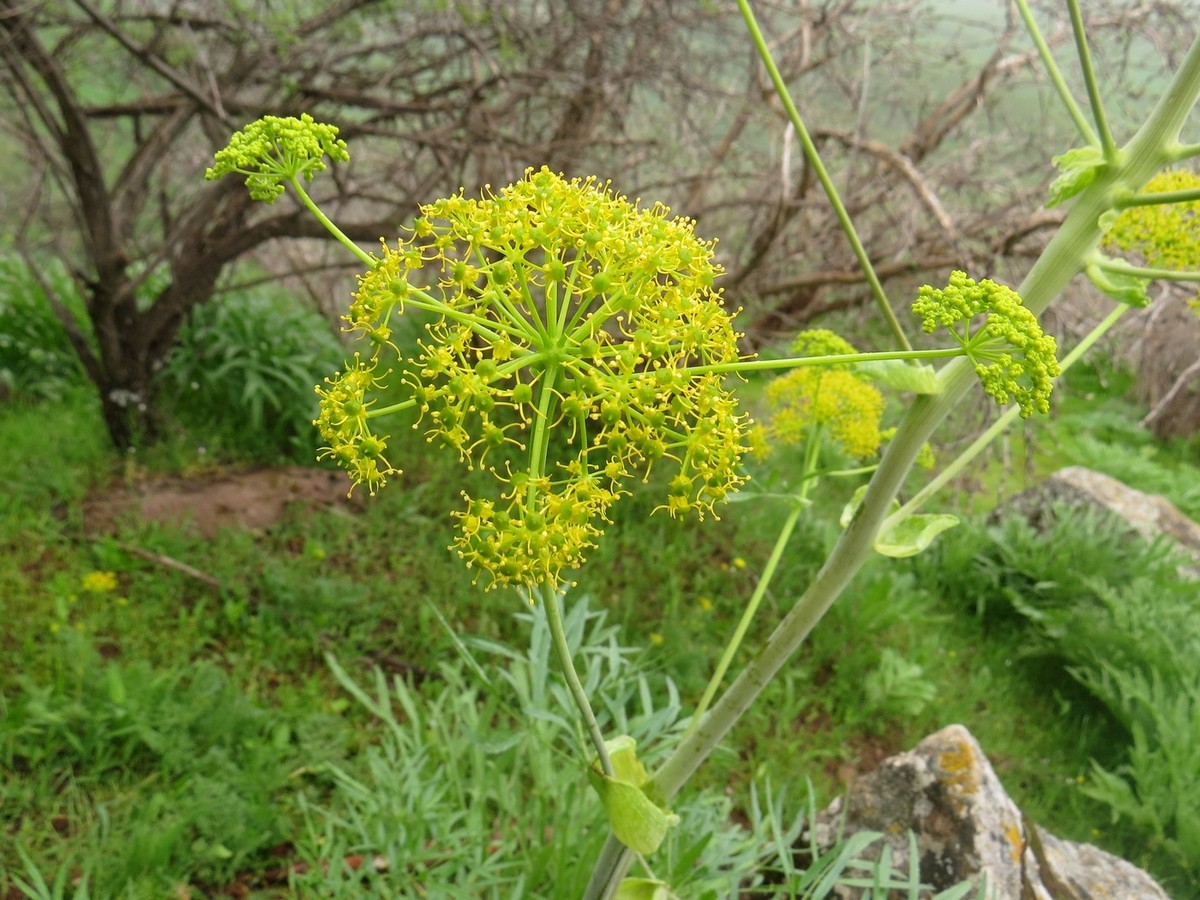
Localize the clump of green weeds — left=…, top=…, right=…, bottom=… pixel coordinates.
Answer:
left=0, top=257, right=91, bottom=400
left=156, top=285, right=345, bottom=462
left=913, top=507, right=1200, bottom=893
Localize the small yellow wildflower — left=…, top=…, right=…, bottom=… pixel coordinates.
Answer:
left=698, top=597, right=713, bottom=612
left=732, top=557, right=747, bottom=569
left=81, top=571, right=118, bottom=594
left=648, top=632, right=665, bottom=646
left=205, top=113, right=349, bottom=203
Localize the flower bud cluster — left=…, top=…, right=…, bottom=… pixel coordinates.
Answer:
left=912, top=271, right=1060, bottom=417
left=205, top=113, right=349, bottom=203
left=330, top=166, right=749, bottom=588
left=752, top=330, right=885, bottom=460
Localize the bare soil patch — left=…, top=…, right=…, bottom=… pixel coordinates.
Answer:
left=82, top=466, right=359, bottom=539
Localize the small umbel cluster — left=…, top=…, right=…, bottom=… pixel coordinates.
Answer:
left=913, top=271, right=1060, bottom=417
left=319, top=166, right=750, bottom=589
left=205, top=113, right=348, bottom=203
left=753, top=329, right=885, bottom=461
left=1104, top=169, right=1200, bottom=271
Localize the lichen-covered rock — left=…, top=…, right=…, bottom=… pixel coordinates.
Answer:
left=1004, top=466, right=1200, bottom=579
left=806, top=724, right=1171, bottom=899
left=1026, top=825, right=1171, bottom=900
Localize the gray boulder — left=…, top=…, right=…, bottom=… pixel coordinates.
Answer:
left=1004, top=465, right=1200, bottom=579
left=807, top=724, right=1170, bottom=899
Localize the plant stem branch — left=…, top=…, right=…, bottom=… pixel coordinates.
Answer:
left=884, top=303, right=1129, bottom=530
left=1013, top=0, right=1097, bottom=144
left=288, top=176, right=375, bottom=268
left=685, top=496, right=805, bottom=741
left=1114, top=186, right=1200, bottom=208
left=1066, top=0, right=1117, bottom=159
left=1170, top=142, right=1200, bottom=160
left=366, top=397, right=417, bottom=419
left=584, top=30, right=1200, bottom=900
left=1090, top=256, right=1200, bottom=283
left=541, top=580, right=613, bottom=777
left=681, top=347, right=961, bottom=378
left=737, top=0, right=911, bottom=351
left=527, top=364, right=611, bottom=771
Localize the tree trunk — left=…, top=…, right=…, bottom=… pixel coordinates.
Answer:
left=95, top=370, right=160, bottom=451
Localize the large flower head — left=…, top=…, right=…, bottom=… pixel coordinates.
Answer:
left=318, top=167, right=749, bottom=589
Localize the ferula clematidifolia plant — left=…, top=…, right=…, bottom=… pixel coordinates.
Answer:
left=206, top=0, right=1200, bottom=892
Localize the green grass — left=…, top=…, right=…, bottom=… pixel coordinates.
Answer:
left=2, top=355, right=1197, bottom=896
left=964, top=358, right=1200, bottom=521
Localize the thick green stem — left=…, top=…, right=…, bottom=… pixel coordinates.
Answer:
left=584, top=29, right=1200, bottom=900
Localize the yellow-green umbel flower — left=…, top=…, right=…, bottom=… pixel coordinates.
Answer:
left=325, top=166, right=749, bottom=589
left=1104, top=169, right=1200, bottom=270
left=205, top=113, right=349, bottom=203
left=912, top=271, right=1060, bottom=417
left=313, top=354, right=396, bottom=496
left=758, top=330, right=885, bottom=460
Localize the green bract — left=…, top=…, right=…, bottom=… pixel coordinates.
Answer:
left=587, top=736, right=679, bottom=855
left=317, top=166, right=748, bottom=589
left=205, top=113, right=349, bottom=203
left=1047, top=145, right=1108, bottom=207
left=912, top=271, right=1061, bottom=417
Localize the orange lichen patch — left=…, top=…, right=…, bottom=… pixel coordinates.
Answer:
left=1003, top=818, right=1025, bottom=863
left=939, top=740, right=981, bottom=794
